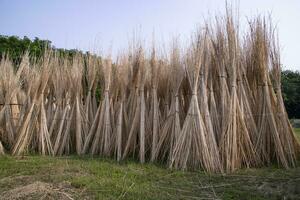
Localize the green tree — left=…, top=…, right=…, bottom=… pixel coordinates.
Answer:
left=0, top=35, right=85, bottom=65
left=281, top=70, right=300, bottom=118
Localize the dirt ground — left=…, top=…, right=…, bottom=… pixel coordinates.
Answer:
left=0, top=175, right=92, bottom=200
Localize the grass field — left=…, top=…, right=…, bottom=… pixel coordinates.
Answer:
left=0, top=156, right=299, bottom=199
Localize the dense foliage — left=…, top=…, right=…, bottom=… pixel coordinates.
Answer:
left=281, top=70, right=300, bottom=118
left=0, top=35, right=87, bottom=65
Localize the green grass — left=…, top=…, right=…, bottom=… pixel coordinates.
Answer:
left=0, top=155, right=299, bottom=199
left=294, top=128, right=300, bottom=141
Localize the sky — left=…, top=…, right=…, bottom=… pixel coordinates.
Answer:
left=0, top=0, right=300, bottom=70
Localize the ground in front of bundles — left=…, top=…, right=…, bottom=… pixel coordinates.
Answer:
left=0, top=155, right=299, bottom=200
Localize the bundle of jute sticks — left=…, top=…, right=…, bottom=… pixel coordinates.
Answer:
left=0, top=13, right=299, bottom=172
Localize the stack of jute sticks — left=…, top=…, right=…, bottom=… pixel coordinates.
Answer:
left=0, top=12, right=299, bottom=173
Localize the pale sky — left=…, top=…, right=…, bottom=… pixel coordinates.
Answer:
left=0, top=0, right=299, bottom=70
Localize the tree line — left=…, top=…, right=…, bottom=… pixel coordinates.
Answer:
left=0, top=35, right=88, bottom=65
left=0, top=35, right=299, bottom=118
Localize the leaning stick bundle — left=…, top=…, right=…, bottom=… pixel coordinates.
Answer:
left=35, top=58, right=53, bottom=156
left=82, top=58, right=106, bottom=155
left=114, top=55, right=129, bottom=161
left=0, top=54, right=28, bottom=147
left=155, top=41, right=183, bottom=164
left=270, top=36, right=300, bottom=166
left=122, top=47, right=149, bottom=163
left=219, top=13, right=257, bottom=171
left=100, top=59, right=113, bottom=156
left=198, top=35, right=221, bottom=170
left=84, top=55, right=98, bottom=127
left=138, top=54, right=148, bottom=163
left=210, top=21, right=230, bottom=144
left=54, top=102, right=74, bottom=156
left=207, top=76, right=221, bottom=144
left=12, top=52, right=52, bottom=155
left=37, top=94, right=53, bottom=155
left=48, top=67, right=62, bottom=139
left=51, top=61, right=72, bottom=155
left=0, top=58, right=17, bottom=146
left=149, top=47, right=161, bottom=162
left=171, top=36, right=222, bottom=172
left=250, top=19, right=289, bottom=168
left=87, top=59, right=113, bottom=156
left=72, top=55, right=85, bottom=154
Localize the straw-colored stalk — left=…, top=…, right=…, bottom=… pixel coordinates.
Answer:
left=85, top=55, right=98, bottom=128
left=0, top=140, right=4, bottom=155
left=114, top=57, right=129, bottom=161
left=72, top=56, right=85, bottom=154
left=37, top=94, right=53, bottom=155
left=149, top=48, right=160, bottom=162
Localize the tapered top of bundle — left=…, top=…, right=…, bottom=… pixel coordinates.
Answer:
left=150, top=47, right=159, bottom=89
left=37, top=50, right=53, bottom=96
left=0, top=57, right=19, bottom=101
left=170, top=40, right=184, bottom=94
left=225, top=9, right=239, bottom=85
left=270, top=32, right=281, bottom=88
left=85, top=54, right=98, bottom=92
left=200, top=29, right=214, bottom=84
left=248, top=18, right=270, bottom=85
left=130, top=46, right=145, bottom=89
left=186, top=33, right=205, bottom=93
left=21, top=50, right=52, bottom=101
left=69, top=54, right=84, bottom=96
left=23, top=65, right=42, bottom=100
left=210, top=18, right=228, bottom=78
left=115, top=54, right=130, bottom=98
left=102, top=58, right=112, bottom=91
left=16, top=52, right=30, bottom=79
left=51, top=59, right=69, bottom=104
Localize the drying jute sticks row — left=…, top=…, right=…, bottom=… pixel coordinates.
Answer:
left=0, top=12, right=299, bottom=173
